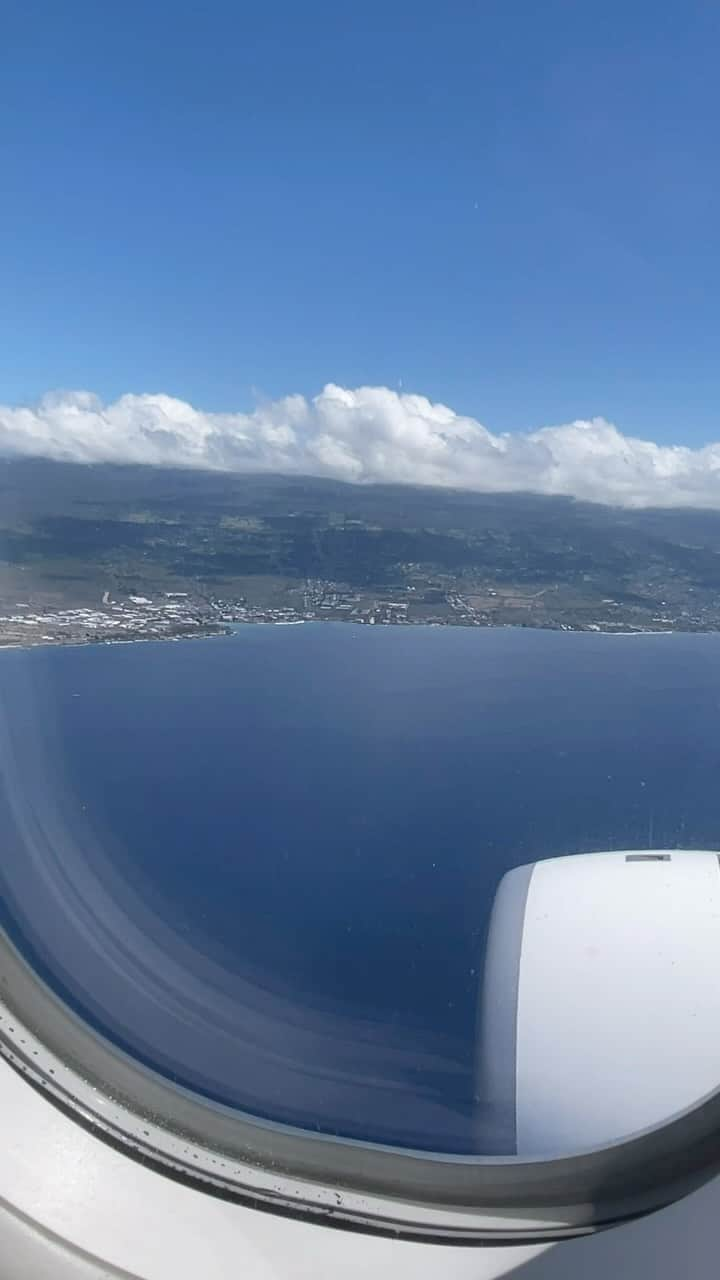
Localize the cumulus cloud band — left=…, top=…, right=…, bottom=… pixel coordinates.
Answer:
left=1, top=383, right=717, bottom=509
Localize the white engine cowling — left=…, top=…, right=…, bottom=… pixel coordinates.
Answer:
left=478, top=850, right=720, bottom=1156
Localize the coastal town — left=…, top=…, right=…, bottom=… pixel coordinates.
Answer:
left=0, top=573, right=714, bottom=650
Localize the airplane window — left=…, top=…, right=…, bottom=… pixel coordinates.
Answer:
left=2, top=0, right=720, bottom=1245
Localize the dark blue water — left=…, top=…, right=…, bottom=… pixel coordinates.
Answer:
left=1, top=623, right=720, bottom=1152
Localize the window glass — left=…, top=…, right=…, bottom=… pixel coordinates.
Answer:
left=2, top=0, right=720, bottom=1185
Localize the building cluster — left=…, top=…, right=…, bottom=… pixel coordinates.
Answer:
left=0, top=594, right=222, bottom=648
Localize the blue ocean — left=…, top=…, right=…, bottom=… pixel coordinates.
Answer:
left=1, top=623, right=719, bottom=1151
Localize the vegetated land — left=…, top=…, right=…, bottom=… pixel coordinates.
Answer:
left=2, top=457, right=720, bottom=646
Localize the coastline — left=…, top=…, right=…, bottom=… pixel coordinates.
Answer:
left=0, top=615, right=711, bottom=656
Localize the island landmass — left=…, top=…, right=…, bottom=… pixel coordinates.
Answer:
left=3, top=458, right=720, bottom=648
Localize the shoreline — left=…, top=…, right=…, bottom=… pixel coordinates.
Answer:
left=0, top=616, right=714, bottom=655
left=0, top=625, right=232, bottom=655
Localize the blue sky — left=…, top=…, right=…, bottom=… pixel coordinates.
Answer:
left=2, top=0, right=720, bottom=445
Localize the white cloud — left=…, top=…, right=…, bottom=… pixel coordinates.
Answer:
left=1, top=383, right=719, bottom=508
